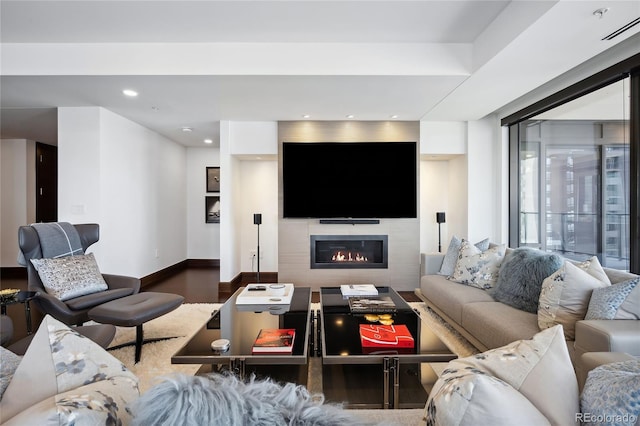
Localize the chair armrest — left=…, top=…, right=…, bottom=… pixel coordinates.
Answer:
left=421, top=253, right=445, bottom=276
left=32, top=291, right=82, bottom=322
left=574, top=320, right=640, bottom=358
left=103, top=274, right=141, bottom=294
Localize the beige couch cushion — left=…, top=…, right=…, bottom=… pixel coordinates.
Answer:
left=461, top=302, right=540, bottom=349
left=421, top=275, right=494, bottom=324
left=574, top=320, right=640, bottom=357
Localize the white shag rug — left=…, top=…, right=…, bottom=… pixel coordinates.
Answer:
left=408, top=302, right=479, bottom=358
left=107, top=303, right=221, bottom=393
left=107, top=301, right=477, bottom=395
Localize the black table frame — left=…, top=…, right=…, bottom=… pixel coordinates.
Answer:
left=172, top=287, right=312, bottom=381
left=1, top=291, right=38, bottom=334
left=318, top=286, right=457, bottom=409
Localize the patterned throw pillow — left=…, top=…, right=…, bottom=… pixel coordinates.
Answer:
left=580, top=360, right=640, bottom=426
left=585, top=277, right=640, bottom=320
left=438, top=236, right=490, bottom=276
left=450, top=240, right=505, bottom=289
left=0, top=347, right=21, bottom=400
left=30, top=253, right=108, bottom=301
left=0, top=315, right=139, bottom=424
left=538, top=260, right=610, bottom=340
left=424, top=367, right=548, bottom=426
left=425, top=325, right=579, bottom=426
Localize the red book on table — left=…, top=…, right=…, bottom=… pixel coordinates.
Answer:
left=359, top=324, right=414, bottom=349
left=252, top=328, right=296, bottom=354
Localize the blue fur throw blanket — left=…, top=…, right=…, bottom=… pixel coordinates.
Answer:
left=130, top=373, right=375, bottom=426
left=492, top=247, right=563, bottom=313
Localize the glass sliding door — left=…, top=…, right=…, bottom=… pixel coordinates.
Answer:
left=514, top=78, right=631, bottom=270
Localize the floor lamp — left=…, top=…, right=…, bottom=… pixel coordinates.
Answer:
left=254, top=213, right=262, bottom=283
left=436, top=212, right=446, bottom=253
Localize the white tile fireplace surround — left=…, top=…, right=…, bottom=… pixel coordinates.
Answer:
left=277, top=121, right=421, bottom=291
left=278, top=220, right=420, bottom=291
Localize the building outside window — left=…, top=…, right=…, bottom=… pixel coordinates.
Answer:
left=513, top=78, right=631, bottom=270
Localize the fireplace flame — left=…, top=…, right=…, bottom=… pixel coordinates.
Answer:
left=331, top=251, right=368, bottom=262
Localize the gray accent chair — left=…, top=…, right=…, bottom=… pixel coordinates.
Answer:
left=18, top=223, right=141, bottom=326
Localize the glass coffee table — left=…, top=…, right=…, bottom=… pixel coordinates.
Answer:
left=319, top=286, right=456, bottom=409
left=172, top=287, right=312, bottom=384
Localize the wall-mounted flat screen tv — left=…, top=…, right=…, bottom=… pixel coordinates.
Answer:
left=282, top=141, right=417, bottom=219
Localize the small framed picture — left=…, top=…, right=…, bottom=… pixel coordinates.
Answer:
left=207, top=167, right=220, bottom=192
left=206, top=196, right=220, bottom=223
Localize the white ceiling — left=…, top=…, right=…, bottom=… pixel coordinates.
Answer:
left=1, top=0, right=639, bottom=147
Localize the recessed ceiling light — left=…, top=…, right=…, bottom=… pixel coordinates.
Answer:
left=181, top=127, right=193, bottom=132
left=346, top=114, right=355, bottom=119
left=302, top=114, right=311, bottom=119
left=390, top=115, right=399, bottom=119
left=122, top=89, right=138, bottom=97
left=204, top=138, right=213, bottom=144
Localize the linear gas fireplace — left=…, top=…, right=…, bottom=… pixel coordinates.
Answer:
left=310, top=235, right=388, bottom=269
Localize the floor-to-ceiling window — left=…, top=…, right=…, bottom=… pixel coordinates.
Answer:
left=505, top=54, right=639, bottom=272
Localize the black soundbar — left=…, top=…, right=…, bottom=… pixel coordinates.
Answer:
left=319, top=219, right=380, bottom=225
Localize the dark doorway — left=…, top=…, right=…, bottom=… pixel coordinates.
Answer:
left=36, top=142, right=57, bottom=223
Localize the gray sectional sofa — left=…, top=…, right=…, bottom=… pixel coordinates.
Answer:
left=416, top=252, right=640, bottom=364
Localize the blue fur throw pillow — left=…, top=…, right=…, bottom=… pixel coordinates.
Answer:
left=492, top=248, right=563, bottom=313
left=130, top=373, right=373, bottom=426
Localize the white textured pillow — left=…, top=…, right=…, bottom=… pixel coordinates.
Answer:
left=30, top=253, right=108, bottom=301
left=573, top=256, right=611, bottom=285
left=424, top=367, right=549, bottom=426
left=538, top=261, right=610, bottom=340
left=438, top=236, right=490, bottom=276
left=450, top=240, right=505, bottom=289
left=440, top=325, right=579, bottom=426
left=0, top=315, right=138, bottom=424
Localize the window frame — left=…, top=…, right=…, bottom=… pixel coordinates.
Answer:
left=504, top=53, right=640, bottom=273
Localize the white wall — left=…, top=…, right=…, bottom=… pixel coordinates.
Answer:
left=467, top=117, right=501, bottom=243
left=420, top=121, right=466, bottom=155
left=1, top=139, right=35, bottom=267
left=448, top=155, right=469, bottom=241
left=238, top=160, right=278, bottom=273
left=187, top=148, right=220, bottom=259
left=219, top=121, right=279, bottom=282
left=419, top=160, right=450, bottom=254
left=58, top=107, right=187, bottom=278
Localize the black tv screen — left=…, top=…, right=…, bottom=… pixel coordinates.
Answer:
left=282, top=142, right=417, bottom=218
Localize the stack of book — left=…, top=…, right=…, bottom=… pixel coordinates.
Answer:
left=340, top=284, right=378, bottom=297
left=251, top=328, right=296, bottom=354
left=359, top=324, right=414, bottom=354
left=348, top=296, right=396, bottom=313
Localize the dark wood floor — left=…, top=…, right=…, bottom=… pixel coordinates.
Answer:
left=1, top=266, right=420, bottom=345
